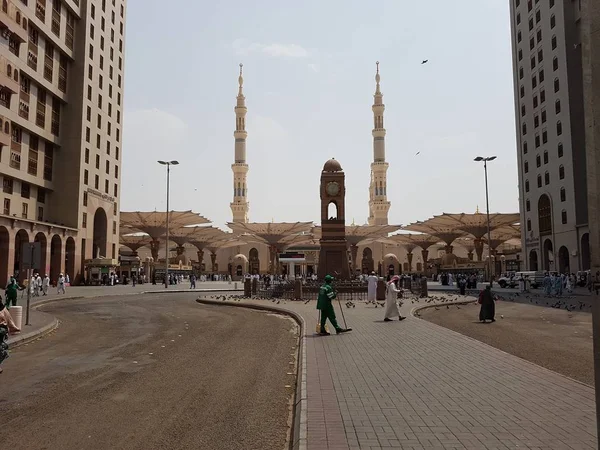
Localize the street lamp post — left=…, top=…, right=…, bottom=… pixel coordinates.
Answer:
left=158, top=160, right=179, bottom=288
left=474, top=156, right=497, bottom=286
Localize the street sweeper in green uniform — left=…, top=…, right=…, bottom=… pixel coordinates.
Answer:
left=317, top=275, right=351, bottom=335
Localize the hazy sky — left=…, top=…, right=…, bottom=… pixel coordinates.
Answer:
left=121, top=0, right=519, bottom=230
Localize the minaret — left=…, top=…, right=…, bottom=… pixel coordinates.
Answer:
left=231, top=63, right=249, bottom=223
left=368, top=61, right=391, bottom=225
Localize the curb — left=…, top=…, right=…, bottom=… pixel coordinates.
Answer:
left=7, top=316, right=59, bottom=348
left=195, top=298, right=306, bottom=450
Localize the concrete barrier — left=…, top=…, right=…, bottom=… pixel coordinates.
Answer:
left=9, top=305, right=22, bottom=330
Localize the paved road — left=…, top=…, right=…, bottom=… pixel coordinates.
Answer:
left=0, top=293, right=299, bottom=450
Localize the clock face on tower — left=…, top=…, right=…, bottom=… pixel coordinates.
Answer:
left=326, top=182, right=340, bottom=196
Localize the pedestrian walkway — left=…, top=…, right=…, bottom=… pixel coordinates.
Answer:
left=221, top=296, right=596, bottom=450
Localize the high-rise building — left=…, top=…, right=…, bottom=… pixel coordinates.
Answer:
left=368, top=61, right=390, bottom=226
left=230, top=63, right=249, bottom=223
left=0, top=0, right=127, bottom=285
left=509, top=0, right=589, bottom=273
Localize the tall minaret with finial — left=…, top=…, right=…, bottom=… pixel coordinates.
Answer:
left=231, top=63, right=249, bottom=223
left=368, top=61, right=391, bottom=225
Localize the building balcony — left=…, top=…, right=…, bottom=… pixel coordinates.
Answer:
left=0, top=1, right=29, bottom=43
left=0, top=56, right=19, bottom=94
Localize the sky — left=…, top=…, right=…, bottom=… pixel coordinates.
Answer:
left=120, top=0, right=519, bottom=230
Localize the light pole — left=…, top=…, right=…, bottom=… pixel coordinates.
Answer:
left=474, top=156, right=497, bottom=286
left=158, top=160, right=179, bottom=288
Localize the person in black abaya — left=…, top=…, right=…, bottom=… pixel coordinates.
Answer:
left=479, top=285, right=495, bottom=323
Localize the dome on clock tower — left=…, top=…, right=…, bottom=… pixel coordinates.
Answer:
left=323, top=158, right=343, bottom=172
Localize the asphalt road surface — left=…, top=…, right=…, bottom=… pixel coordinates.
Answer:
left=0, top=293, right=299, bottom=450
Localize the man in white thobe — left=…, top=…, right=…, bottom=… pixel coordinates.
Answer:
left=42, top=275, right=50, bottom=295
left=367, top=272, right=378, bottom=305
left=384, top=276, right=406, bottom=321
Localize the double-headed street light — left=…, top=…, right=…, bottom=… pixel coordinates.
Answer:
left=474, top=156, right=497, bottom=285
left=158, top=160, right=179, bottom=288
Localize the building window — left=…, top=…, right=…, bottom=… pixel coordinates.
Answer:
left=88, top=85, right=92, bottom=100
left=531, top=56, right=536, bottom=70
left=537, top=175, right=542, bottom=188
left=533, top=95, right=539, bottom=108
left=558, top=142, right=563, bottom=157
left=529, top=18, right=534, bottom=31
left=536, top=154, right=541, bottom=168
left=517, top=12, right=521, bottom=24
left=543, top=150, right=548, bottom=164
left=559, top=165, right=565, bottom=179
left=539, top=69, right=544, bottom=82
left=82, top=212, right=87, bottom=228
left=522, top=123, right=527, bottom=135
left=552, top=35, right=557, bottom=50
left=43, top=145, right=53, bottom=181
left=557, top=121, right=562, bottom=135
left=105, top=160, right=110, bottom=174
left=560, top=187, right=566, bottom=202
left=541, top=109, right=546, bottom=123
left=95, top=175, right=99, bottom=189
left=536, top=29, right=542, bottom=43
left=37, top=188, right=45, bottom=204
left=538, top=195, right=552, bottom=234
left=21, top=202, right=28, bottom=219
left=112, top=243, right=116, bottom=259
left=519, top=67, right=524, bottom=79
left=95, top=154, right=100, bottom=169
left=114, top=165, right=118, bottom=178
left=526, top=199, right=531, bottom=211
left=535, top=9, right=541, bottom=23
left=540, top=89, right=545, bottom=103
left=84, top=169, right=89, bottom=185
left=554, top=78, right=560, bottom=92
left=524, top=161, right=529, bottom=173
left=113, top=184, right=117, bottom=197
left=550, top=14, right=556, bottom=29
left=37, top=206, right=43, bottom=221
left=3, top=178, right=13, bottom=194
left=112, top=221, right=116, bottom=234
left=532, top=75, right=537, bottom=89
left=3, top=198, right=10, bottom=215
left=535, top=133, right=540, bottom=147
left=553, top=57, right=558, bottom=71
left=86, top=127, right=90, bottom=142
left=550, top=0, right=555, bottom=7
left=542, top=130, right=547, bottom=144
left=85, top=148, right=90, bottom=164
left=113, top=202, right=117, bottom=215
left=544, top=171, right=550, bottom=185
left=104, top=179, right=109, bottom=193
left=44, top=44, right=54, bottom=82
left=538, top=49, right=543, bottom=62
left=525, top=180, right=530, bottom=192
left=115, top=147, right=119, bottom=160
left=83, top=191, right=88, bottom=206
left=96, top=134, right=101, bottom=149
left=521, top=104, right=526, bottom=117
left=519, top=49, right=523, bottom=61
left=527, top=219, right=532, bottom=231
left=21, top=182, right=30, bottom=199
left=555, top=99, right=561, bottom=114
left=530, top=37, right=535, bottom=50
left=561, top=210, right=567, bottom=224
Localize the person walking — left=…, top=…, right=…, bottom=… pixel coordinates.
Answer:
left=478, top=285, right=495, bottom=323
left=384, top=275, right=405, bottom=321
left=317, top=275, right=350, bottom=335
left=367, top=271, right=378, bottom=305
left=4, top=277, right=18, bottom=309
left=42, top=274, right=50, bottom=296
left=190, top=274, right=196, bottom=289
left=57, top=273, right=66, bottom=294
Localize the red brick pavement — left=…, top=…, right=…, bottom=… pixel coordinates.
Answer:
left=211, top=296, right=597, bottom=450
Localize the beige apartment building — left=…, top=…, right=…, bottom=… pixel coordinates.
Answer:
left=509, top=0, right=589, bottom=274
left=0, top=0, right=126, bottom=286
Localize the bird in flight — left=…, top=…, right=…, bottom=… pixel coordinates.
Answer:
left=421, top=60, right=429, bottom=64
left=415, top=151, right=421, bottom=155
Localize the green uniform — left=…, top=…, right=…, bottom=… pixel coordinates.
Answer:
left=5, top=279, right=17, bottom=308
left=317, top=282, right=340, bottom=332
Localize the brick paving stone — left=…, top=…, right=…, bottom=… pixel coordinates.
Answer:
left=224, top=296, right=597, bottom=449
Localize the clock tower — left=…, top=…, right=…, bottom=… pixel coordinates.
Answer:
left=318, top=159, right=351, bottom=280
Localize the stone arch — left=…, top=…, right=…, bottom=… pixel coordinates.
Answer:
left=529, top=249, right=539, bottom=271
left=249, top=247, right=259, bottom=275
left=384, top=253, right=400, bottom=278
left=14, top=229, right=29, bottom=283
left=543, top=239, right=554, bottom=272
left=558, top=245, right=569, bottom=274
left=581, top=233, right=590, bottom=271
left=361, top=247, right=374, bottom=273
left=327, top=201, right=338, bottom=220
left=93, top=207, right=108, bottom=258
left=65, top=237, right=76, bottom=280
left=34, top=232, right=47, bottom=276
left=0, top=226, right=9, bottom=287
left=50, top=234, right=62, bottom=283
